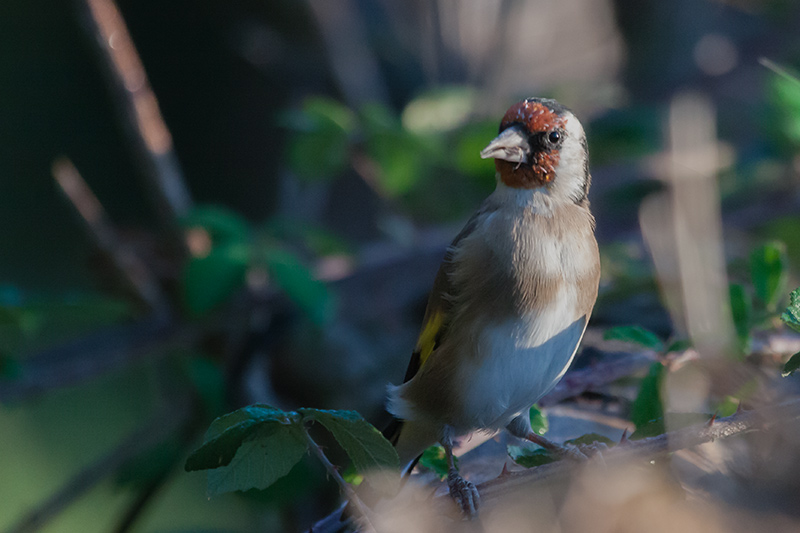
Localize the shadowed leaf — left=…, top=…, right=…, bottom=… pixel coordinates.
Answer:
left=604, top=325, right=664, bottom=351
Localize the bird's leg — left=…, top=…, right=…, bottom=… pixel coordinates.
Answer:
left=442, top=426, right=480, bottom=518
left=506, top=413, right=600, bottom=461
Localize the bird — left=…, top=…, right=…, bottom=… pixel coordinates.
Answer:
left=382, top=97, right=601, bottom=516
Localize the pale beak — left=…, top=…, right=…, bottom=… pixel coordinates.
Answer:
left=480, top=125, right=529, bottom=165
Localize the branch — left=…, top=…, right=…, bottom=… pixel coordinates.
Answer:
left=52, top=158, right=171, bottom=316
left=7, top=396, right=193, bottom=533
left=471, top=397, right=800, bottom=507
left=0, top=315, right=191, bottom=403
left=76, top=0, right=192, bottom=239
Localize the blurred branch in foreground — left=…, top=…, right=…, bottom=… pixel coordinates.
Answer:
left=77, top=0, right=192, bottom=240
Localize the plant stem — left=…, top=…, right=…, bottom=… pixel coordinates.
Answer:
left=303, top=427, right=377, bottom=533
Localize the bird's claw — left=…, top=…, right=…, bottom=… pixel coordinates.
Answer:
left=560, top=441, right=610, bottom=462
left=447, top=471, right=481, bottom=519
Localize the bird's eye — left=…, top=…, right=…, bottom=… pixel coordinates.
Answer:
left=547, top=131, right=561, bottom=144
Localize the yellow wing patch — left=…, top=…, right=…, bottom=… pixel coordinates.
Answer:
left=415, top=310, right=444, bottom=368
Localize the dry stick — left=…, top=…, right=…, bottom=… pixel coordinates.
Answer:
left=52, top=158, right=170, bottom=317
left=473, top=397, right=800, bottom=505
left=76, top=0, right=192, bottom=240
left=7, top=396, right=193, bottom=533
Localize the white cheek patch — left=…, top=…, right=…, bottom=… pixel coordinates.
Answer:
left=554, top=114, right=589, bottom=202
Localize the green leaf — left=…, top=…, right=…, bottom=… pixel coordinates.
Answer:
left=631, top=362, right=665, bottom=429
left=782, top=351, right=800, bottom=377
left=629, top=413, right=709, bottom=440
left=207, top=422, right=308, bottom=496
left=401, top=86, right=477, bottom=134
left=301, top=409, right=400, bottom=494
left=507, top=445, right=556, bottom=468
left=729, top=283, right=753, bottom=353
left=186, top=404, right=297, bottom=471
left=454, top=120, right=502, bottom=182
left=182, top=206, right=250, bottom=245
left=529, top=404, right=549, bottom=436
left=264, top=249, right=332, bottom=325
left=418, top=445, right=451, bottom=480
left=285, top=98, right=355, bottom=181
left=604, top=325, right=664, bottom=351
left=564, top=433, right=615, bottom=447
left=750, top=242, right=789, bottom=311
left=780, top=287, right=800, bottom=333
left=182, top=243, right=249, bottom=316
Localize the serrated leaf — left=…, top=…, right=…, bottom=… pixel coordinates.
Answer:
left=182, top=206, right=250, bottom=245
left=264, top=249, right=333, bottom=325
left=631, top=362, right=665, bottom=429
left=186, top=405, right=296, bottom=471
left=782, top=351, right=800, bottom=377
left=604, top=325, right=664, bottom=351
left=507, top=445, right=556, bottom=468
left=301, top=409, right=400, bottom=494
left=780, top=287, right=800, bottom=333
left=751, top=242, right=788, bottom=311
left=418, top=445, right=452, bottom=480
left=529, top=404, right=549, bottom=436
left=729, top=283, right=753, bottom=353
left=207, top=423, right=307, bottom=496
left=182, top=243, right=249, bottom=316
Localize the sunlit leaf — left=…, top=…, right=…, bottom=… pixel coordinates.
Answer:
left=604, top=325, right=664, bottom=351
left=401, top=87, right=477, bottom=134
left=529, top=404, right=549, bottom=436
left=418, top=445, right=450, bottom=480
left=781, top=287, right=800, bottom=333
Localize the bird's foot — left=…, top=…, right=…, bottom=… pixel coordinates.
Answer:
left=525, top=432, right=609, bottom=462
left=447, top=471, right=481, bottom=519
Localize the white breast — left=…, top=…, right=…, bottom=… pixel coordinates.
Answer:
left=456, top=285, right=587, bottom=430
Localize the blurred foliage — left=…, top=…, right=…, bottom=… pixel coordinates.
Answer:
left=418, top=445, right=452, bottom=480
left=186, top=405, right=400, bottom=497
left=180, top=205, right=334, bottom=323
left=781, top=287, right=800, bottom=376
left=284, top=89, right=497, bottom=222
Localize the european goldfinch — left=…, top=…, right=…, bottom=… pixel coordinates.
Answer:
left=384, top=97, right=600, bottom=515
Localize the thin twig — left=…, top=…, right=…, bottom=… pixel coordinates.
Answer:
left=304, top=429, right=377, bottom=533
left=0, top=315, right=190, bottom=403
left=76, top=0, right=192, bottom=241
left=7, top=396, right=193, bottom=533
left=470, top=397, right=800, bottom=506
left=52, top=158, right=171, bottom=316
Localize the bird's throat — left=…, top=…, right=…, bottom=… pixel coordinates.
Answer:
left=496, top=156, right=557, bottom=189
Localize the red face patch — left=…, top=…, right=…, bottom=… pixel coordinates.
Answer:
left=496, top=100, right=567, bottom=189
left=500, top=100, right=566, bottom=137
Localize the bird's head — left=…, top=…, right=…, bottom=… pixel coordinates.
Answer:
left=480, top=97, right=590, bottom=205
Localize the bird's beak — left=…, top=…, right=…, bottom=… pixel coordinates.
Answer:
left=480, top=125, right=529, bottom=165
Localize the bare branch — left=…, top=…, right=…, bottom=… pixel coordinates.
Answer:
left=76, top=0, right=192, bottom=236
left=52, top=158, right=171, bottom=316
